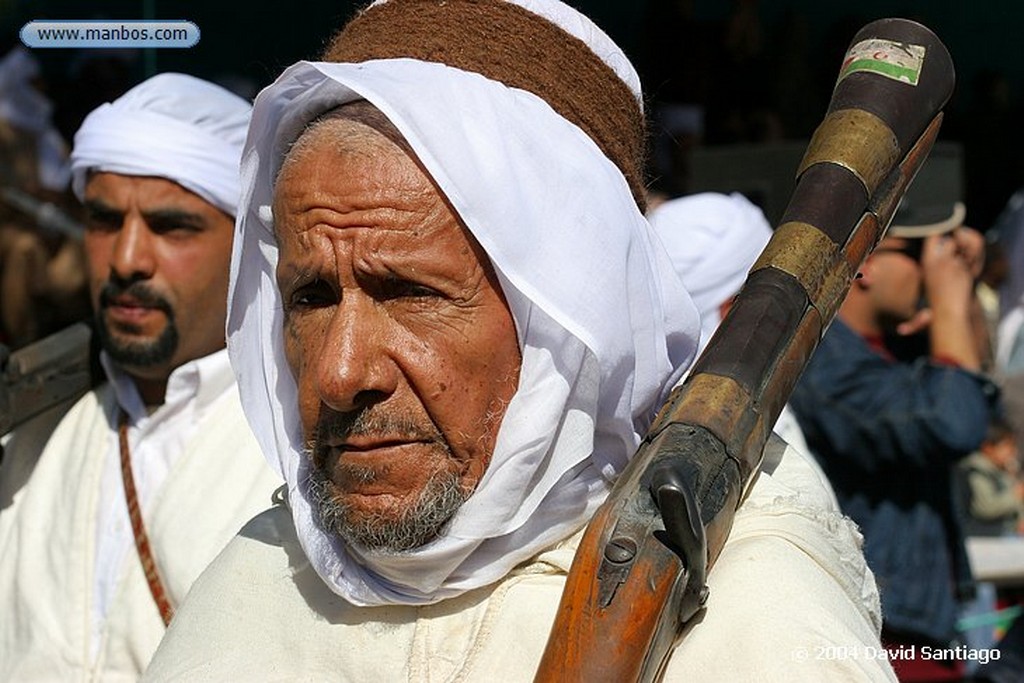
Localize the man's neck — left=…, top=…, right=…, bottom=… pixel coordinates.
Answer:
left=132, top=375, right=168, bottom=407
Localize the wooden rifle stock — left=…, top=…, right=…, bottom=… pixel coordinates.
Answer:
left=536, top=19, right=955, bottom=682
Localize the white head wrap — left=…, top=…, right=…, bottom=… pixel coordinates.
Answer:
left=0, top=46, right=70, bottom=191
left=70, top=72, right=251, bottom=216
left=648, top=192, right=773, bottom=355
left=228, top=0, right=700, bottom=606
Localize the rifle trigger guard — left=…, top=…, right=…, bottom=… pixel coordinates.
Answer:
left=650, top=463, right=709, bottom=625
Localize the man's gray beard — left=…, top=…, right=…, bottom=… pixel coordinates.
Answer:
left=96, top=312, right=179, bottom=367
left=306, top=460, right=470, bottom=553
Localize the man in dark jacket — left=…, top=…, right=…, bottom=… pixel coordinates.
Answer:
left=790, top=201, right=1000, bottom=681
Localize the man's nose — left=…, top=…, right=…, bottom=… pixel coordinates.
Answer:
left=109, top=214, right=156, bottom=280
left=314, top=297, right=398, bottom=413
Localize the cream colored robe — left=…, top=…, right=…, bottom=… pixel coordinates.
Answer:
left=143, top=438, right=897, bottom=682
left=0, top=383, right=280, bottom=682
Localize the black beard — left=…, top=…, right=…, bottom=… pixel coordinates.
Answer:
left=95, top=281, right=178, bottom=367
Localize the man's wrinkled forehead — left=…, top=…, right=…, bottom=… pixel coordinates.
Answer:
left=270, top=100, right=421, bottom=232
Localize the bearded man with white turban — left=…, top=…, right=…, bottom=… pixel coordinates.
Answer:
left=0, top=73, right=280, bottom=680
left=145, top=2, right=893, bottom=680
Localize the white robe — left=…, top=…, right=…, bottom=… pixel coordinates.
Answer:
left=0, top=380, right=280, bottom=681
left=143, top=438, right=896, bottom=682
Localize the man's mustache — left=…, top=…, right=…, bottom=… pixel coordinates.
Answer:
left=312, top=410, right=449, bottom=461
left=99, top=281, right=173, bottom=315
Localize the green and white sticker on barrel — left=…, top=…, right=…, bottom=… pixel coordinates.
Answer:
left=839, top=39, right=926, bottom=86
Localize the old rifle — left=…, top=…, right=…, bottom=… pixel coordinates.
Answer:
left=1, top=322, right=96, bottom=438
left=536, top=18, right=955, bottom=682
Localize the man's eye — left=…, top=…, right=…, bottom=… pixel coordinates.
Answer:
left=149, top=219, right=203, bottom=235
left=84, top=212, right=121, bottom=233
left=286, top=281, right=336, bottom=310
left=378, top=277, right=442, bottom=301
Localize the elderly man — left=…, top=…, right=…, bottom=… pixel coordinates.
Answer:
left=0, top=73, right=280, bottom=680
left=145, top=1, right=893, bottom=680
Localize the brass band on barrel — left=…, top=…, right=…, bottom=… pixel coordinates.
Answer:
left=796, top=109, right=900, bottom=195
left=672, top=372, right=755, bottom=451
left=751, top=221, right=851, bottom=314
left=815, top=266, right=858, bottom=323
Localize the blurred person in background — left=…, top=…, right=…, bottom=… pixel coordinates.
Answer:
left=988, top=188, right=1024, bottom=377
left=0, top=46, right=89, bottom=349
left=790, top=200, right=1001, bottom=681
left=955, top=414, right=1024, bottom=671
left=957, top=414, right=1024, bottom=538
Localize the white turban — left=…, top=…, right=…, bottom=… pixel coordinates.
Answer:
left=0, top=46, right=70, bottom=192
left=228, top=0, right=700, bottom=606
left=70, top=72, right=251, bottom=216
left=648, top=192, right=773, bottom=355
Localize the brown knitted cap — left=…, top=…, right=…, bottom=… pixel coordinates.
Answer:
left=321, top=0, right=647, bottom=210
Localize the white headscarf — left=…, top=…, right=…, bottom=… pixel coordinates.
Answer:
left=648, top=192, right=773, bottom=355
left=0, top=46, right=70, bottom=192
left=228, top=0, right=700, bottom=606
left=70, top=72, right=251, bottom=216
